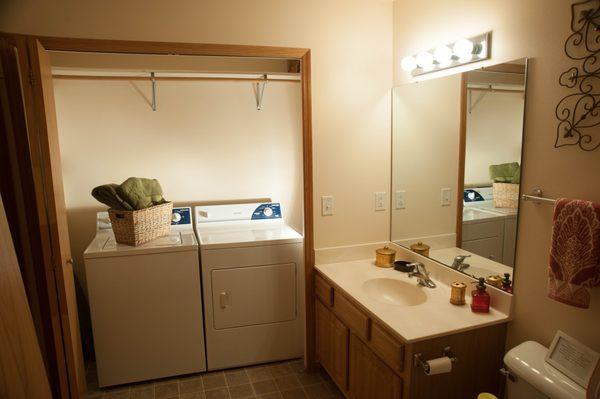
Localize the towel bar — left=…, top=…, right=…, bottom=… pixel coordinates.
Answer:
left=521, top=188, right=557, bottom=205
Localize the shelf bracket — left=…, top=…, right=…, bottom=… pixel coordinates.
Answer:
left=150, top=72, right=157, bottom=111
left=254, top=74, right=267, bottom=110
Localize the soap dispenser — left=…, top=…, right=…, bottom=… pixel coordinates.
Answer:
left=501, top=273, right=513, bottom=294
left=471, top=278, right=490, bottom=313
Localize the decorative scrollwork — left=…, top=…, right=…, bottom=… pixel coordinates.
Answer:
left=555, top=0, right=600, bottom=151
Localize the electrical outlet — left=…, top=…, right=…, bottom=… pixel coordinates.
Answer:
left=321, top=196, right=334, bottom=216
left=441, top=188, right=452, bottom=206
left=375, top=192, right=386, bottom=211
left=395, top=190, right=406, bottom=209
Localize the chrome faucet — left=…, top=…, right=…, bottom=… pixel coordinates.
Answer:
left=408, top=262, right=436, bottom=288
left=451, top=255, right=471, bottom=272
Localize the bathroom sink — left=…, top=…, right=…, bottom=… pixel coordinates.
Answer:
left=361, top=278, right=427, bottom=306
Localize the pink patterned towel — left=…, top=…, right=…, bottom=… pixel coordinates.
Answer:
left=548, top=199, right=600, bottom=308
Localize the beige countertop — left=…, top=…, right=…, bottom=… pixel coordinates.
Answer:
left=315, top=258, right=510, bottom=343
left=429, top=247, right=514, bottom=280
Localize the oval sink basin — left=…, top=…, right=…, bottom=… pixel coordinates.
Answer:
left=361, top=278, right=427, bottom=306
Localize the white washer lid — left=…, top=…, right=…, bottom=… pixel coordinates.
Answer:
left=504, top=341, right=586, bottom=399
left=84, top=231, right=198, bottom=259
left=197, top=223, right=302, bottom=249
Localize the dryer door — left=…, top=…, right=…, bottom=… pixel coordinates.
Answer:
left=211, top=263, right=297, bottom=329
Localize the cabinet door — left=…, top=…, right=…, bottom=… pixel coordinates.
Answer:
left=349, top=334, right=402, bottom=399
left=316, top=300, right=348, bottom=390
left=462, top=236, right=503, bottom=263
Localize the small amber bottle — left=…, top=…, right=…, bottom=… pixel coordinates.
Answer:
left=471, top=278, right=490, bottom=313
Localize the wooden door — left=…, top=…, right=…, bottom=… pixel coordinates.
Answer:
left=27, top=37, right=87, bottom=398
left=316, top=300, right=349, bottom=391
left=0, top=194, right=53, bottom=399
left=0, top=34, right=86, bottom=398
left=349, top=334, right=402, bottom=399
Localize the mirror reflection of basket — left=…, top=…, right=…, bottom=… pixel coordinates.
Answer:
left=108, top=202, right=173, bottom=246
left=492, top=183, right=519, bottom=209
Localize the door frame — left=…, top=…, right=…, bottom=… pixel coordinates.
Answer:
left=2, top=33, right=317, bottom=395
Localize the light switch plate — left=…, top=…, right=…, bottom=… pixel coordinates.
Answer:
left=395, top=190, right=406, bottom=209
left=441, top=188, right=452, bottom=206
left=375, top=192, right=386, bottom=211
left=321, top=196, right=334, bottom=216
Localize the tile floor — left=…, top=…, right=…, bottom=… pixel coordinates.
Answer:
left=86, top=359, right=344, bottom=399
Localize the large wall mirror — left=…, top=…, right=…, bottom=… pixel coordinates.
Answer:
left=391, top=58, right=528, bottom=290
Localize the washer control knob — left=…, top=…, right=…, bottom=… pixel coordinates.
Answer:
left=172, top=212, right=182, bottom=222
left=263, top=207, right=273, bottom=217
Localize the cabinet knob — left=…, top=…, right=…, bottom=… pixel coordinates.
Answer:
left=66, top=258, right=74, bottom=265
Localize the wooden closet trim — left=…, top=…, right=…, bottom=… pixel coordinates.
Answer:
left=38, top=36, right=310, bottom=59
left=22, top=34, right=317, bottom=374
left=455, top=73, right=467, bottom=247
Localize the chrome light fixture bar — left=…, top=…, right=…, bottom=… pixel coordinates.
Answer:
left=401, top=32, right=491, bottom=77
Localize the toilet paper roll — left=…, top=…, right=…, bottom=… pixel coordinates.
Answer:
left=425, top=356, right=453, bottom=375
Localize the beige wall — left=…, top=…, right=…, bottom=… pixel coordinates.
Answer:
left=391, top=74, right=460, bottom=246
left=465, top=91, right=524, bottom=186
left=53, top=78, right=303, bottom=290
left=394, top=0, right=600, bottom=351
left=0, top=0, right=394, bottom=250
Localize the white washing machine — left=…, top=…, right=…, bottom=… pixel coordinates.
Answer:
left=84, top=207, right=206, bottom=387
left=194, top=202, right=304, bottom=370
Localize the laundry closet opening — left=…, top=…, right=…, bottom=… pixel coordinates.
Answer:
left=50, top=50, right=305, bottom=360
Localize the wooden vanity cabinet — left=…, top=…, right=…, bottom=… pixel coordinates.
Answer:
left=314, top=272, right=507, bottom=399
left=316, top=299, right=349, bottom=391
left=349, top=333, right=402, bottom=399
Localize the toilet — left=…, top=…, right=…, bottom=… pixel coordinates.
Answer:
left=503, top=341, right=588, bottom=399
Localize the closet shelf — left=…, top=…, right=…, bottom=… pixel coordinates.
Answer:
left=52, top=72, right=299, bottom=111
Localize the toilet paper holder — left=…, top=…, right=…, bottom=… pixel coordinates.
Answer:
left=414, top=346, right=458, bottom=374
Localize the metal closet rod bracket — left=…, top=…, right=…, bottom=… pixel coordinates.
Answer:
left=254, top=74, right=268, bottom=111
left=150, top=71, right=157, bottom=111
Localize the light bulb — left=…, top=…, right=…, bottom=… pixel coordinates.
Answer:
left=415, top=51, right=434, bottom=70
left=476, top=40, right=487, bottom=59
left=400, top=56, right=417, bottom=72
left=433, top=45, right=453, bottom=66
left=453, top=38, right=474, bottom=61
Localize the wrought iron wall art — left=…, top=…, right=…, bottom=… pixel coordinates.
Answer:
left=555, top=0, right=600, bottom=151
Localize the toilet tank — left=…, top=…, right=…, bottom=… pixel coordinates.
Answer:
left=504, top=341, right=587, bottom=399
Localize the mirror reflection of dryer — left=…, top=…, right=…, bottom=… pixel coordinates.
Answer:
left=194, top=202, right=304, bottom=371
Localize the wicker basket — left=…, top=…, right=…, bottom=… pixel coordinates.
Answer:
left=108, top=202, right=173, bottom=246
left=493, top=183, right=519, bottom=209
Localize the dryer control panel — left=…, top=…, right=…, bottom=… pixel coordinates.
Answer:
left=251, top=203, right=282, bottom=220
left=172, top=207, right=192, bottom=225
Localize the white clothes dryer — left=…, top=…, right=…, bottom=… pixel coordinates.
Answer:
left=194, top=202, right=304, bottom=370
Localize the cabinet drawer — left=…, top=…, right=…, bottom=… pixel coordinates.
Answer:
left=462, top=219, right=504, bottom=241
left=315, top=274, right=333, bottom=306
left=370, top=322, right=404, bottom=374
left=333, top=290, right=370, bottom=340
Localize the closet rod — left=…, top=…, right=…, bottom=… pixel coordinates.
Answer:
left=52, top=74, right=300, bottom=83
left=467, top=87, right=524, bottom=94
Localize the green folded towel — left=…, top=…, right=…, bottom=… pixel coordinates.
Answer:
left=489, top=162, right=520, bottom=184
left=91, top=184, right=134, bottom=210
left=116, top=177, right=167, bottom=210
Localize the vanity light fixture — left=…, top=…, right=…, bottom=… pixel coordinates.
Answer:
left=401, top=32, right=491, bottom=77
